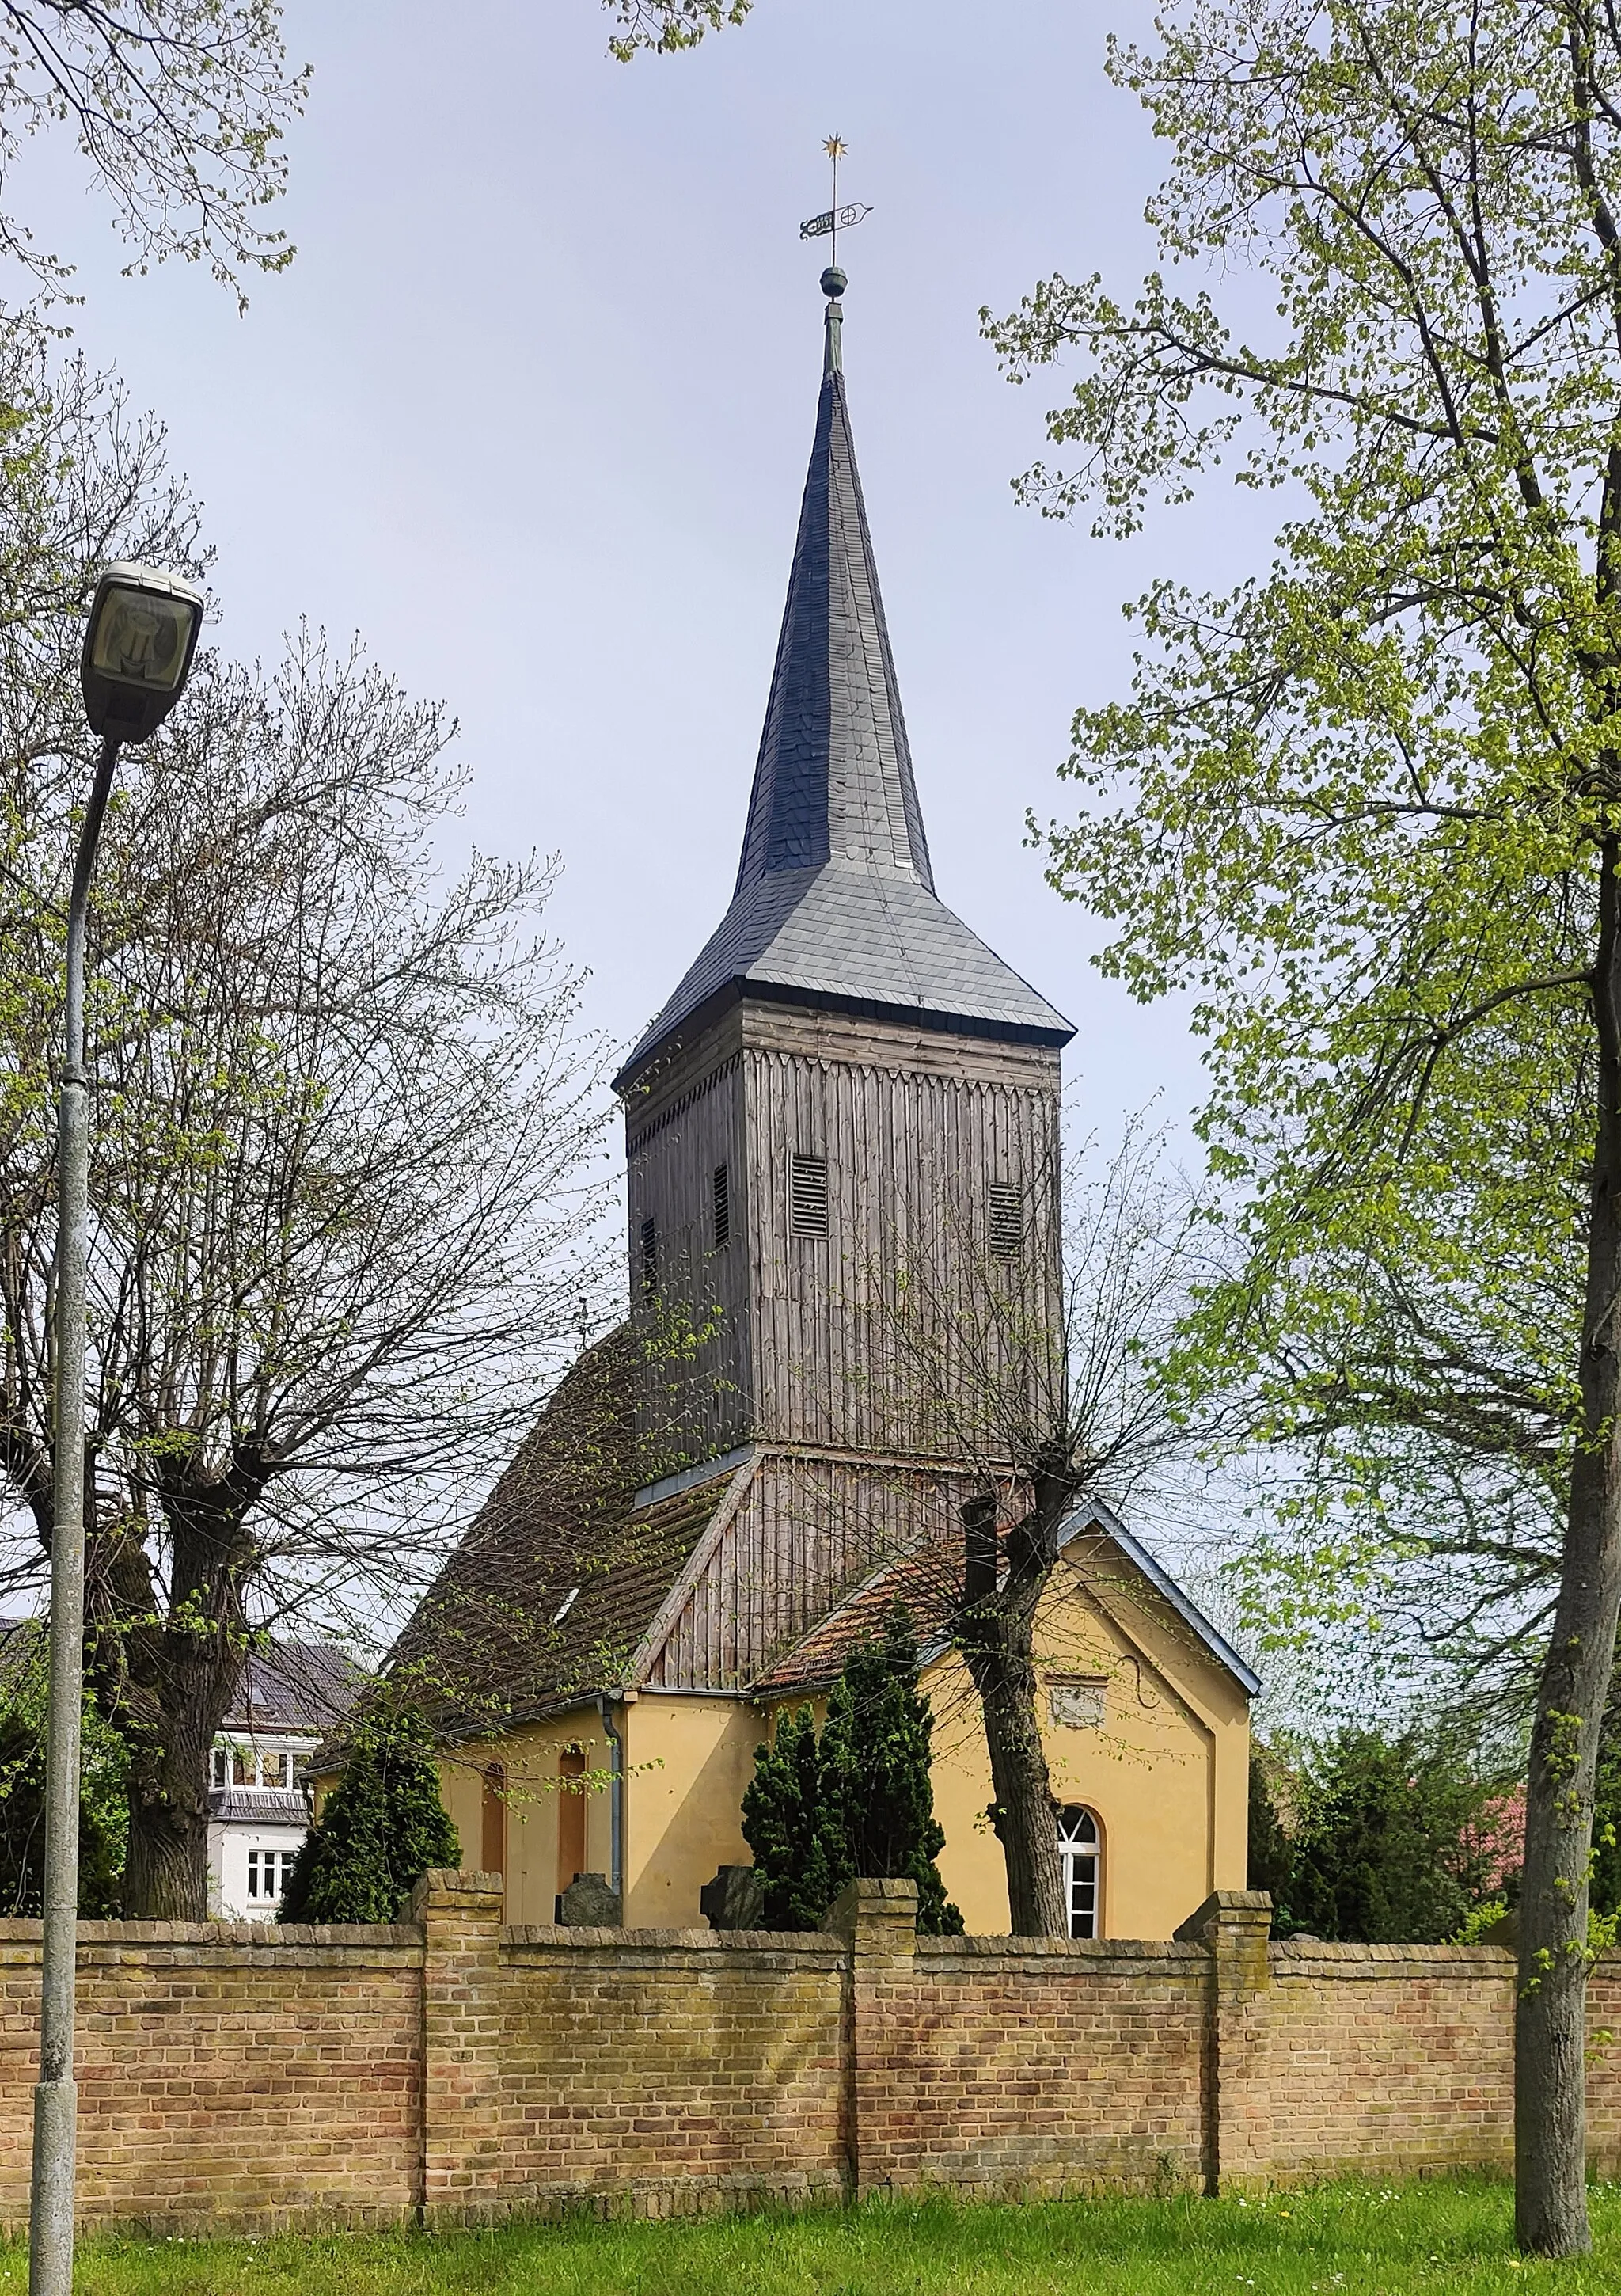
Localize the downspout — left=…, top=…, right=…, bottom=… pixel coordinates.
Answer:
left=597, top=1694, right=624, bottom=1900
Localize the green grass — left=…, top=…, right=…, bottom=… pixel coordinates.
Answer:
left=6, top=2178, right=1621, bottom=2296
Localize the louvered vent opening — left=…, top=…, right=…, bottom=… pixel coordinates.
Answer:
left=790, top=1152, right=829, bottom=1238
left=989, top=1181, right=1023, bottom=1260
left=640, top=1215, right=658, bottom=1298
left=712, top=1161, right=731, bottom=1249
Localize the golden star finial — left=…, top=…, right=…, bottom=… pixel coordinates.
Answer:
left=823, top=135, right=848, bottom=162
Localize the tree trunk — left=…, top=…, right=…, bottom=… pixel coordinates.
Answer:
left=959, top=1490, right=1067, bottom=1937
left=120, top=1655, right=235, bottom=1920
left=86, top=1458, right=266, bottom=1920
left=1516, top=833, right=1621, bottom=2256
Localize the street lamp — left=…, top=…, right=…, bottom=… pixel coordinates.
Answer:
left=29, top=563, right=204, bottom=2296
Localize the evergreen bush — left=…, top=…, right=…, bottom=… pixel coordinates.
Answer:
left=741, top=1604, right=962, bottom=1933
left=1270, top=1728, right=1500, bottom=1944
left=0, top=1624, right=126, bottom=1916
left=279, top=1702, right=458, bottom=1924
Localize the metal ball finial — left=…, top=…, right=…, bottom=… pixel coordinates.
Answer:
left=821, top=265, right=847, bottom=300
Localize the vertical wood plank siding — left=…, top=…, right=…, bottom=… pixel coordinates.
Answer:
left=624, top=1000, right=1061, bottom=1692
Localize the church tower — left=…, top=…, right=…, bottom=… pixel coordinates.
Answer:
left=388, top=272, right=1255, bottom=1937
left=614, top=270, right=1074, bottom=1483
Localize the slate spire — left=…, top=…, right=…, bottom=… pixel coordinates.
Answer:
left=732, top=266, right=934, bottom=899
left=617, top=276, right=1072, bottom=1089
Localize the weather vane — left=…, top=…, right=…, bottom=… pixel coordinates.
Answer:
left=799, top=133, right=871, bottom=273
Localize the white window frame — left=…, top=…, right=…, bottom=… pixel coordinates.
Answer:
left=1057, top=1804, right=1101, bottom=1939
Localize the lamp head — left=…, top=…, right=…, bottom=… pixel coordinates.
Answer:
left=81, top=562, right=205, bottom=743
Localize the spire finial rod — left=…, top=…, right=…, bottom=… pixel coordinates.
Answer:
left=799, top=135, right=868, bottom=375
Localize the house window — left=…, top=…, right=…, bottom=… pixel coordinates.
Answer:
left=211, top=1747, right=229, bottom=1788
left=712, top=1161, right=731, bottom=1249
left=232, top=1747, right=254, bottom=1786
left=640, top=1215, right=658, bottom=1298
left=245, top=1847, right=294, bottom=1904
left=1057, top=1806, right=1101, bottom=1939
left=260, top=1750, right=290, bottom=1789
left=790, top=1152, right=828, bottom=1238
left=989, top=1181, right=1023, bottom=1260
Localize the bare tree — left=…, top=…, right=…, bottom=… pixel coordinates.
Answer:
left=875, top=1120, right=1202, bottom=1936
left=0, top=344, right=608, bottom=1916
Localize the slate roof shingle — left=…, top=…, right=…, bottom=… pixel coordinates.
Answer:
left=617, top=336, right=1072, bottom=1089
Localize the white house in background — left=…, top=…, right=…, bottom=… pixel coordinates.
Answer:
left=207, top=1642, right=361, bottom=1919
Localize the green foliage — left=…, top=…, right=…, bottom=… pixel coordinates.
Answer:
left=0, top=1623, right=127, bottom=1916
left=606, top=1, right=753, bottom=61
left=983, top=0, right=1621, bottom=1699
left=1266, top=1731, right=1501, bottom=1945
left=1247, top=1747, right=1296, bottom=1925
left=1594, top=1679, right=1621, bottom=1921
left=819, top=1606, right=964, bottom=1937
left=741, top=1703, right=848, bottom=1931
left=279, top=1705, right=457, bottom=1925
left=742, top=1607, right=962, bottom=1934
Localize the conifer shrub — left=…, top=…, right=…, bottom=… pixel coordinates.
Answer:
left=739, top=1702, right=848, bottom=1929
left=279, top=1702, right=458, bottom=1924
left=1255, top=1727, right=1501, bottom=1944
left=0, top=1623, right=127, bottom=1916
left=742, top=1604, right=962, bottom=1933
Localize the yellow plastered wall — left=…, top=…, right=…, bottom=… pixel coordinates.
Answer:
left=924, top=1540, right=1251, bottom=1938
left=400, top=1542, right=1249, bottom=1938
left=432, top=1713, right=613, bottom=1926
left=618, top=1695, right=762, bottom=1927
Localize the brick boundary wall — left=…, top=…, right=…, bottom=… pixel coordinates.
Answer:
left=2, top=1875, right=1619, bottom=2233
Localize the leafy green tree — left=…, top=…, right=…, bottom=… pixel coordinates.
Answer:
left=818, top=1606, right=964, bottom=1937
left=985, top=0, right=1621, bottom=2251
left=0, top=1625, right=126, bottom=1916
left=1287, top=1731, right=1498, bottom=1946
left=741, top=1704, right=847, bottom=1931
left=742, top=1613, right=963, bottom=1934
left=606, top=2, right=753, bottom=61
left=0, top=3, right=308, bottom=306
left=279, top=1705, right=458, bottom=1925
left=1247, top=1747, right=1296, bottom=1929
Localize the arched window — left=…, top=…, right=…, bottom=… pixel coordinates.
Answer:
left=1057, top=1805, right=1101, bottom=1939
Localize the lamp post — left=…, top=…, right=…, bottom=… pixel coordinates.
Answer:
left=29, top=564, right=204, bottom=2296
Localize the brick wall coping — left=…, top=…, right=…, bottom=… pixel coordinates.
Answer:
left=916, top=1935, right=1208, bottom=1965
left=0, top=1918, right=421, bottom=1951
left=500, top=1925, right=848, bottom=1963
left=1270, top=1940, right=1517, bottom=1975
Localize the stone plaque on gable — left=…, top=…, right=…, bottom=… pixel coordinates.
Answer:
left=1048, top=1674, right=1107, bottom=1730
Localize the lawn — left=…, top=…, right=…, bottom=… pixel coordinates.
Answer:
left=3, top=2179, right=1619, bottom=2296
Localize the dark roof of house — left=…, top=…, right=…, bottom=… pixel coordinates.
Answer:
left=748, top=1494, right=1260, bottom=1702
left=222, top=1642, right=364, bottom=1735
left=382, top=1327, right=717, bottom=1742
left=616, top=293, right=1072, bottom=1090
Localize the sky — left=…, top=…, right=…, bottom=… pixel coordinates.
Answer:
left=13, top=0, right=1289, bottom=1152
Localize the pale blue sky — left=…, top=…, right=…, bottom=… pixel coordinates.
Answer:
left=23, top=0, right=1285, bottom=1139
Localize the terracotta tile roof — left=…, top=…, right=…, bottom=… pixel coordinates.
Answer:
left=748, top=1496, right=1260, bottom=1702
left=748, top=1541, right=956, bottom=1697
left=382, top=1328, right=719, bottom=1742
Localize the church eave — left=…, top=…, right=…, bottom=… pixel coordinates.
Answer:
left=614, top=973, right=1073, bottom=1097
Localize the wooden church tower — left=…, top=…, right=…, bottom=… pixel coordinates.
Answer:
left=612, top=268, right=1074, bottom=1646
